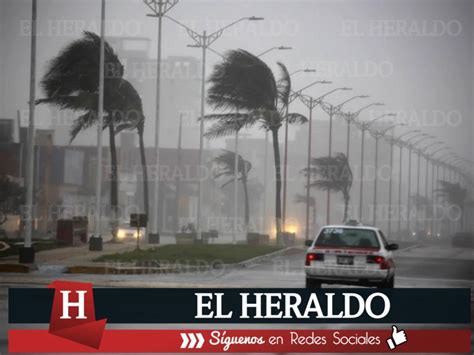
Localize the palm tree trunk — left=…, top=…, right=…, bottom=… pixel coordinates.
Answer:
left=108, top=123, right=119, bottom=242
left=138, top=128, right=149, bottom=218
left=270, top=127, right=282, bottom=243
left=242, top=174, right=250, bottom=232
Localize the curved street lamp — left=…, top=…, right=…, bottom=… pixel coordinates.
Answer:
left=290, top=68, right=316, bottom=76
left=282, top=80, right=332, bottom=232
left=357, top=113, right=394, bottom=222
left=164, top=13, right=264, bottom=239
left=411, top=135, right=435, bottom=228
left=344, top=102, right=384, bottom=162
left=369, top=122, right=406, bottom=226
left=318, top=87, right=353, bottom=225
left=395, top=130, right=421, bottom=141
left=295, top=87, right=367, bottom=240
left=257, top=45, right=292, bottom=57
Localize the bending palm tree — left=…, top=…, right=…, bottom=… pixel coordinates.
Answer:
left=436, top=180, right=467, bottom=230
left=37, top=31, right=124, bottom=241
left=113, top=80, right=149, bottom=219
left=213, top=150, right=252, bottom=230
left=303, top=153, right=353, bottom=222
left=204, top=50, right=307, bottom=242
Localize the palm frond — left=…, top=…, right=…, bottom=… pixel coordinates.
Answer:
left=207, top=49, right=278, bottom=112
left=304, top=153, right=353, bottom=194
left=41, top=31, right=123, bottom=97
left=276, top=62, right=291, bottom=107
left=286, top=112, right=308, bottom=125
left=36, top=92, right=98, bottom=112
left=70, top=111, right=98, bottom=142
left=212, top=149, right=252, bottom=181
left=205, top=120, right=241, bottom=139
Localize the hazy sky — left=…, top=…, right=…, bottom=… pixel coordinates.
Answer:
left=0, top=0, right=472, bottom=163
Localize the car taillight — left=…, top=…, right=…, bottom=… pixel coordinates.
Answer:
left=366, top=255, right=390, bottom=269
left=305, top=253, right=324, bottom=265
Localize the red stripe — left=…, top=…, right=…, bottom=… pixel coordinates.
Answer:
left=9, top=329, right=471, bottom=353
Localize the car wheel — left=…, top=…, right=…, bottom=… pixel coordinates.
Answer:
left=306, top=277, right=322, bottom=289
left=377, top=276, right=394, bottom=289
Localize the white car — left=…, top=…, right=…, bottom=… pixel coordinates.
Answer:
left=117, top=223, right=145, bottom=242
left=304, top=224, right=398, bottom=288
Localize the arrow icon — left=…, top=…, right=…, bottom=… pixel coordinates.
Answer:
left=180, top=333, right=205, bottom=349
left=196, top=333, right=204, bottom=348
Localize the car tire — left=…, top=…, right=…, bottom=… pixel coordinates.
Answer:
left=306, top=277, right=322, bottom=289
left=377, top=276, right=394, bottom=289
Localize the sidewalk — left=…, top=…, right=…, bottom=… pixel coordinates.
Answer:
left=0, top=241, right=297, bottom=275
left=0, top=242, right=158, bottom=271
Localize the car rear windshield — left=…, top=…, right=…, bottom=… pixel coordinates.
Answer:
left=315, top=228, right=380, bottom=249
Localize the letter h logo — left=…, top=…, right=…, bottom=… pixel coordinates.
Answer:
left=48, top=281, right=107, bottom=349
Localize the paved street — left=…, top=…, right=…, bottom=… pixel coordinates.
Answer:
left=0, top=243, right=473, bottom=354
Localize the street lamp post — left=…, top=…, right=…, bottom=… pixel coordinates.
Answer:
left=144, top=0, right=179, bottom=243
left=347, top=103, right=384, bottom=163
left=403, top=133, right=429, bottom=235
left=90, top=0, right=106, bottom=250
left=356, top=112, right=393, bottom=223
left=320, top=88, right=352, bottom=224
left=410, top=137, right=436, bottom=233
left=417, top=142, right=442, bottom=233
left=281, top=80, right=331, bottom=233
left=386, top=135, right=398, bottom=237
left=392, top=130, right=421, bottom=236
left=257, top=45, right=292, bottom=57
left=165, top=15, right=264, bottom=238
left=290, top=68, right=317, bottom=76
left=370, top=123, right=405, bottom=227
left=296, top=88, right=354, bottom=241
left=430, top=147, right=448, bottom=236
left=20, top=0, right=37, bottom=263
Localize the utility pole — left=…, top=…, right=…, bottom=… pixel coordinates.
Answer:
left=175, top=114, right=183, bottom=232
left=89, top=0, right=106, bottom=251
left=20, top=0, right=37, bottom=263
left=144, top=0, right=179, bottom=243
left=166, top=15, right=264, bottom=239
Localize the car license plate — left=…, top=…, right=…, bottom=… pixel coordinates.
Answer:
left=337, top=256, right=354, bottom=265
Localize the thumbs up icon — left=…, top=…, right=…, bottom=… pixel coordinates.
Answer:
left=386, top=325, right=407, bottom=350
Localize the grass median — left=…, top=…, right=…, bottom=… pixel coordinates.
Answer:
left=94, top=244, right=284, bottom=265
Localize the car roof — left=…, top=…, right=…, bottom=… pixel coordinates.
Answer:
left=321, top=225, right=379, bottom=232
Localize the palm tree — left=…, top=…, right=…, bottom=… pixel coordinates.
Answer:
left=36, top=31, right=124, bottom=241
left=436, top=180, right=467, bottom=230
left=294, top=193, right=317, bottom=238
left=213, top=150, right=252, bottom=230
left=303, top=153, right=353, bottom=222
left=204, top=49, right=307, bottom=242
left=113, top=80, right=149, bottom=220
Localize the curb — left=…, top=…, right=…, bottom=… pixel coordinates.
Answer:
left=66, top=265, right=209, bottom=275
left=237, top=247, right=301, bottom=268
left=1, top=246, right=300, bottom=275
left=0, top=263, right=31, bottom=273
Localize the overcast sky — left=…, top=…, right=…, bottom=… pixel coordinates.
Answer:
left=0, top=0, right=472, bottom=163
